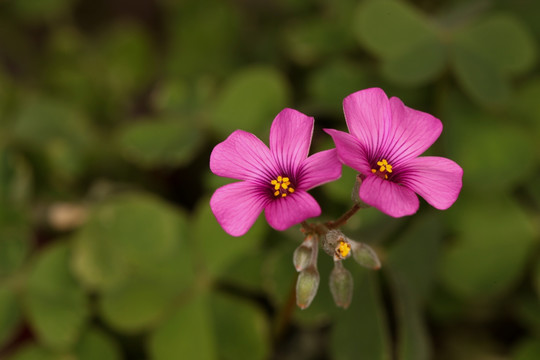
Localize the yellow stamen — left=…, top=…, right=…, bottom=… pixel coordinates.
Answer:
left=270, top=175, right=295, bottom=198
left=337, top=241, right=351, bottom=258
left=371, top=158, right=393, bottom=180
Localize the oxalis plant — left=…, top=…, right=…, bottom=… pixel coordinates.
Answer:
left=209, top=87, right=463, bottom=309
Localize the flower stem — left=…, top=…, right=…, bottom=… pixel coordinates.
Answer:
left=325, top=203, right=361, bottom=229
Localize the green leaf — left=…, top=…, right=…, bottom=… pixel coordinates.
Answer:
left=210, top=292, right=270, bottom=360
left=307, top=61, right=368, bottom=113
left=513, top=339, right=540, bottom=360
left=72, top=192, right=192, bottom=292
left=456, top=14, right=537, bottom=76
left=74, top=327, right=122, bottom=360
left=451, top=39, right=510, bottom=106
left=386, top=214, right=443, bottom=306
left=0, top=210, right=31, bottom=279
left=0, top=148, right=33, bottom=209
left=148, top=294, right=216, bottom=360
left=354, top=0, right=440, bottom=59
left=211, top=66, right=291, bottom=137
left=149, top=291, right=270, bottom=360
left=25, top=242, right=89, bottom=350
left=441, top=195, right=537, bottom=300
left=0, top=287, right=21, bottom=348
left=192, top=197, right=267, bottom=278
left=8, top=0, right=73, bottom=22
left=381, top=39, right=446, bottom=86
left=5, top=343, right=60, bottom=360
left=331, top=272, right=391, bottom=360
left=117, top=119, right=203, bottom=168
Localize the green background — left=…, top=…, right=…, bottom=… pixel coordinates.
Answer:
left=0, top=0, right=539, bottom=359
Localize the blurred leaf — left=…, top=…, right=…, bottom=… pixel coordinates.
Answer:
left=0, top=210, right=30, bottom=279
left=512, top=77, right=540, bottom=142
left=387, top=214, right=443, bottom=306
left=166, top=0, right=241, bottom=78
left=72, top=192, right=192, bottom=291
left=8, top=0, right=73, bottom=22
left=150, top=291, right=270, bottom=360
left=192, top=197, right=267, bottom=278
left=0, top=148, right=32, bottom=208
left=210, top=292, right=269, bottom=360
left=513, top=339, right=540, bottom=360
left=99, top=22, right=156, bottom=97
left=456, top=14, right=537, bottom=76
left=441, top=195, right=537, bottom=299
left=354, top=0, right=440, bottom=59
left=98, top=273, right=182, bottom=333
left=381, top=39, right=446, bottom=86
left=331, top=272, right=391, bottom=360
left=74, top=327, right=122, bottom=360
left=25, top=242, right=89, bottom=350
left=0, top=286, right=21, bottom=348
left=5, top=343, right=60, bottom=360
left=453, top=119, right=534, bottom=192
left=117, top=119, right=203, bottom=168
left=451, top=39, right=510, bottom=106
left=284, top=18, right=354, bottom=65
left=211, top=66, right=291, bottom=137
left=148, top=294, right=216, bottom=360
left=307, top=61, right=368, bottom=113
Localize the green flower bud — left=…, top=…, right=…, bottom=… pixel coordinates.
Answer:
left=296, top=266, right=320, bottom=309
left=293, top=235, right=318, bottom=272
left=350, top=240, right=381, bottom=270
left=329, top=261, right=353, bottom=309
left=322, top=230, right=352, bottom=261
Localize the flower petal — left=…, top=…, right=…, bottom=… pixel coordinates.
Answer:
left=382, top=97, right=442, bottom=165
left=210, top=130, right=275, bottom=182
left=265, top=191, right=321, bottom=231
left=324, top=129, right=372, bottom=175
left=270, top=108, right=314, bottom=172
left=399, top=156, right=463, bottom=210
left=359, top=175, right=419, bottom=217
left=342, top=88, right=392, bottom=158
left=298, top=149, right=342, bottom=190
left=210, top=182, right=269, bottom=237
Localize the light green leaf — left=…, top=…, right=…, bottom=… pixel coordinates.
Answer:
left=192, top=197, right=267, bottom=278
left=211, top=66, right=291, bottom=137
left=354, top=0, right=440, bottom=59
left=457, top=14, right=537, bottom=76
left=148, top=294, right=216, bottom=360
left=451, top=39, right=510, bottom=106
left=381, top=39, right=446, bottom=86
left=331, top=272, right=391, bottom=360
left=117, top=119, right=203, bottom=168
left=74, top=327, right=122, bottom=360
left=0, top=287, right=21, bottom=348
left=25, top=242, right=89, bottom=350
left=72, top=192, right=192, bottom=292
left=441, top=195, right=537, bottom=299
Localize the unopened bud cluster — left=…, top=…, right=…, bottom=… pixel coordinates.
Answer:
left=294, top=229, right=381, bottom=309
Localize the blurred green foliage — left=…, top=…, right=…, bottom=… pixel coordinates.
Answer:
left=0, top=0, right=539, bottom=359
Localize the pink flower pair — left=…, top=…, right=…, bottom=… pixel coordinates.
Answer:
left=210, top=88, right=463, bottom=236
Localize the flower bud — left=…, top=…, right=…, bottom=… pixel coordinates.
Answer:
left=293, top=235, right=318, bottom=272
left=351, top=174, right=370, bottom=208
left=322, top=230, right=352, bottom=261
left=350, top=240, right=381, bottom=270
left=329, top=261, right=353, bottom=309
left=296, top=266, right=320, bottom=309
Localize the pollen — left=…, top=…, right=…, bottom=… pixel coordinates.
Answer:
left=271, top=176, right=295, bottom=198
left=336, top=240, right=351, bottom=259
left=372, top=159, right=393, bottom=180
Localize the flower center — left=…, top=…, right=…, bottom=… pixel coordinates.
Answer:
left=371, top=159, right=393, bottom=180
left=270, top=175, right=295, bottom=198
left=336, top=240, right=351, bottom=259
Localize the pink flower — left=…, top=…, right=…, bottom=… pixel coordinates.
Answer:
left=325, top=88, right=463, bottom=217
left=210, top=108, right=342, bottom=236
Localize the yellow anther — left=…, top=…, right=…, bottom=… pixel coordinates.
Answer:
left=337, top=241, right=351, bottom=258
left=371, top=159, right=393, bottom=180
left=271, top=175, right=295, bottom=198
